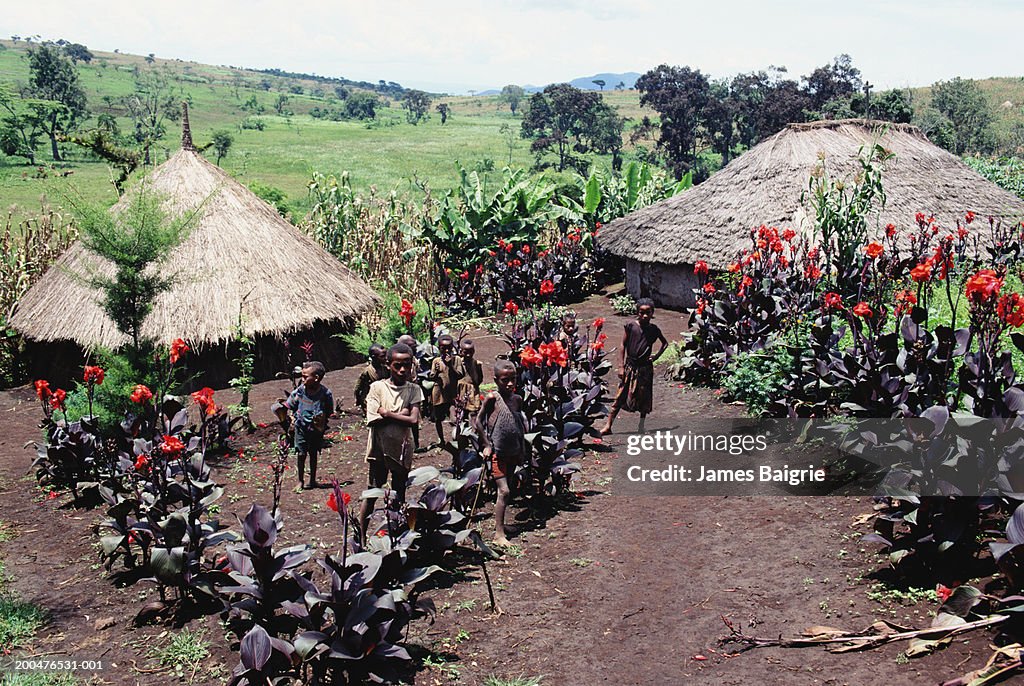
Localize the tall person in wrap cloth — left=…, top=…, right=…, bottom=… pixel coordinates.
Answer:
left=359, top=343, right=423, bottom=542
left=600, top=298, right=668, bottom=435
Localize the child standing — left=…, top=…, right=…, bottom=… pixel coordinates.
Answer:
left=600, top=298, right=668, bottom=435
left=475, top=360, right=527, bottom=546
left=354, top=343, right=387, bottom=416
left=456, top=338, right=484, bottom=415
left=359, top=343, right=423, bottom=540
left=429, top=334, right=460, bottom=447
left=282, top=360, right=334, bottom=489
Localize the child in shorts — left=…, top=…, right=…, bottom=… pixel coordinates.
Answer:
left=359, top=343, right=423, bottom=541
left=474, top=360, right=526, bottom=546
left=281, top=360, right=334, bottom=489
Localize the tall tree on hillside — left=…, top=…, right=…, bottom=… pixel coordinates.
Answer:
left=500, top=84, right=525, bottom=115
left=402, top=90, right=431, bottom=125
left=122, top=68, right=179, bottom=165
left=0, top=84, right=54, bottom=165
left=211, top=130, right=233, bottom=166
left=27, top=43, right=88, bottom=161
left=635, top=64, right=711, bottom=179
left=63, top=43, right=93, bottom=63
left=520, top=83, right=622, bottom=172
left=930, top=77, right=994, bottom=154
left=592, top=79, right=606, bottom=91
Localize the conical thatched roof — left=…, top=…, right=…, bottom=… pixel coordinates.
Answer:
left=11, top=142, right=380, bottom=349
left=599, top=119, right=1024, bottom=269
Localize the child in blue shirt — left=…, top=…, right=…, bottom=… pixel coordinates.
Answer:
left=283, top=360, right=334, bottom=489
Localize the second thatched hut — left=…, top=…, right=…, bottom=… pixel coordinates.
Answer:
left=598, top=119, right=1024, bottom=309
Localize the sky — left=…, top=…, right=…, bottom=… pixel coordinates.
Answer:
left=3, top=1, right=1021, bottom=94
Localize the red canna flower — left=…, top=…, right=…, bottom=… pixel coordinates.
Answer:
left=696, top=299, right=707, bottom=316
left=998, top=293, right=1024, bottom=327
left=703, top=282, right=716, bottom=294
left=593, top=317, right=605, bottom=330
left=539, top=279, right=555, bottom=296
left=327, top=491, right=351, bottom=512
left=399, top=299, right=416, bottom=328
left=503, top=300, right=519, bottom=316
left=522, top=245, right=530, bottom=254
left=134, top=454, right=149, bottom=471
left=130, top=384, right=153, bottom=404
left=160, top=435, right=186, bottom=455
left=910, top=261, right=933, bottom=283
left=965, top=269, right=1002, bottom=304
left=460, top=270, right=469, bottom=281
left=191, top=387, right=217, bottom=416
left=49, top=388, right=66, bottom=410
left=804, top=264, right=822, bottom=280
left=894, top=289, right=918, bottom=316
left=782, top=228, right=796, bottom=241
left=852, top=302, right=873, bottom=318
left=539, top=340, right=569, bottom=367
left=693, top=260, right=709, bottom=276
left=965, top=211, right=975, bottom=224
left=505, top=242, right=514, bottom=253
left=957, top=226, right=969, bottom=239
left=34, top=379, right=52, bottom=400
left=864, top=242, right=884, bottom=259
left=727, top=262, right=740, bottom=273
left=822, top=292, right=843, bottom=310
left=519, top=345, right=543, bottom=367
left=936, top=584, right=953, bottom=603
left=169, top=338, right=189, bottom=364
left=83, top=365, right=105, bottom=385
left=590, top=332, right=608, bottom=351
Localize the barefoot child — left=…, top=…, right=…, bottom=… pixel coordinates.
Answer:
left=475, top=360, right=526, bottom=546
left=281, top=361, right=334, bottom=489
left=600, top=298, right=668, bottom=435
left=359, top=343, right=423, bottom=540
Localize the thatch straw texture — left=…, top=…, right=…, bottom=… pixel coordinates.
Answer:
left=10, top=149, right=380, bottom=349
left=599, top=119, right=1024, bottom=269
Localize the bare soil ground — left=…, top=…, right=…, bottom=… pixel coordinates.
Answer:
left=0, top=293, right=989, bottom=685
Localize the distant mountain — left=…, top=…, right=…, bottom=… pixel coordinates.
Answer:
left=478, top=72, right=641, bottom=96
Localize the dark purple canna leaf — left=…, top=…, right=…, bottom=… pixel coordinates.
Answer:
left=240, top=624, right=272, bottom=671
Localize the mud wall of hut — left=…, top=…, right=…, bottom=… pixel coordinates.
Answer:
left=625, top=259, right=700, bottom=310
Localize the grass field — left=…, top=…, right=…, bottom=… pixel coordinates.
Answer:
left=0, top=41, right=653, bottom=223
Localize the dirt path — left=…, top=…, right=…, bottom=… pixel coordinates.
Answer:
left=0, top=295, right=979, bottom=685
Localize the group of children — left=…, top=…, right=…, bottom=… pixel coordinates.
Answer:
left=277, top=299, right=668, bottom=545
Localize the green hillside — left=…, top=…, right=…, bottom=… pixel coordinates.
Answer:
left=0, top=40, right=648, bottom=223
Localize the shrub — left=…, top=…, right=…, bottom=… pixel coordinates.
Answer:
left=720, top=346, right=793, bottom=417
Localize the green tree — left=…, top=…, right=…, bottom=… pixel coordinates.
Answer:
left=520, top=83, right=622, bottom=172
left=636, top=65, right=711, bottom=179
left=435, top=102, right=450, bottom=125
left=122, top=68, right=179, bottom=165
left=0, top=84, right=53, bottom=165
left=62, top=43, right=93, bottom=63
left=500, top=84, right=525, bottom=115
left=74, top=184, right=192, bottom=355
left=27, top=44, right=88, bottom=161
left=930, top=77, right=994, bottom=154
left=869, top=89, right=913, bottom=124
left=211, top=130, right=233, bottom=165
left=802, top=54, right=862, bottom=113
left=344, top=91, right=378, bottom=120
left=402, top=89, right=431, bottom=125
left=592, top=79, right=606, bottom=91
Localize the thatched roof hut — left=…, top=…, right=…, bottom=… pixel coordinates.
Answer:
left=599, top=119, right=1024, bottom=309
left=11, top=109, right=380, bottom=381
